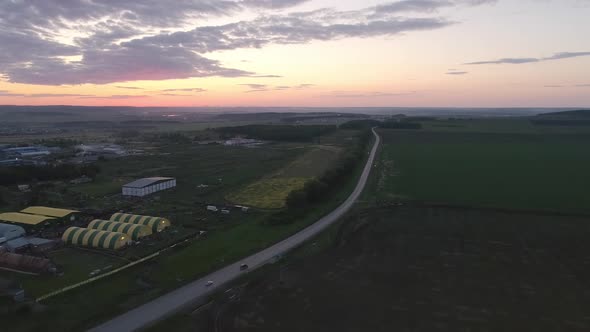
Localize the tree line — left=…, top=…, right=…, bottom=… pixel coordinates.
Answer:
left=339, top=119, right=381, bottom=130
left=380, top=121, right=422, bottom=129
left=216, top=125, right=337, bottom=142
left=339, top=119, right=422, bottom=130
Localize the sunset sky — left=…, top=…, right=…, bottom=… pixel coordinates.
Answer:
left=0, top=0, right=589, bottom=107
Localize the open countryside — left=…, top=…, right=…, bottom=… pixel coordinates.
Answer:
left=1, top=0, right=589, bottom=331
left=157, top=114, right=590, bottom=332
left=0, top=112, right=373, bottom=331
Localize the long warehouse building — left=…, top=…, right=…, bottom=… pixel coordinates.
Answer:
left=0, top=212, right=57, bottom=232
left=62, top=227, right=129, bottom=250
left=87, top=220, right=151, bottom=241
left=110, top=213, right=171, bottom=233
left=122, top=177, right=176, bottom=197
left=20, top=206, right=80, bottom=223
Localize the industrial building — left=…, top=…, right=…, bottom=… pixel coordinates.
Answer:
left=75, top=144, right=126, bottom=157
left=122, top=177, right=176, bottom=197
left=0, top=224, right=26, bottom=244
left=0, top=249, right=55, bottom=274
left=110, top=213, right=171, bottom=233
left=0, top=223, right=58, bottom=253
left=2, top=146, right=51, bottom=158
left=27, top=237, right=58, bottom=253
left=2, top=238, right=30, bottom=253
left=87, top=220, right=151, bottom=241
left=0, top=213, right=56, bottom=232
left=20, top=206, right=80, bottom=223
left=61, top=227, right=129, bottom=250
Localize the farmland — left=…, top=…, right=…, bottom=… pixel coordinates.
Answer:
left=203, top=205, right=590, bottom=332
left=159, top=117, right=590, bottom=332
left=377, top=129, right=590, bottom=213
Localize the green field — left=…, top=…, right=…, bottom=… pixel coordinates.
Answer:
left=199, top=205, right=590, bottom=332
left=377, top=129, right=590, bottom=213
left=227, top=146, right=343, bottom=209
left=0, top=249, right=128, bottom=296
left=226, top=177, right=308, bottom=209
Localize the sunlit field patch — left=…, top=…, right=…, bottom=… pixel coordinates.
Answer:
left=227, top=177, right=309, bottom=209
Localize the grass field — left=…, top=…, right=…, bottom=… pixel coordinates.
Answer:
left=0, top=249, right=128, bottom=296
left=202, top=205, right=590, bottom=332
left=377, top=129, right=590, bottom=213
left=226, top=144, right=344, bottom=209
left=226, top=177, right=308, bottom=209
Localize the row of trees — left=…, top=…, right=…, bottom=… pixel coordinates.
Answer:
left=0, top=164, right=100, bottom=186
left=147, top=132, right=192, bottom=144
left=340, top=118, right=423, bottom=130
left=267, top=129, right=372, bottom=225
left=32, top=138, right=81, bottom=148
left=216, top=125, right=337, bottom=142
left=380, top=121, right=422, bottom=129
left=339, top=119, right=381, bottom=130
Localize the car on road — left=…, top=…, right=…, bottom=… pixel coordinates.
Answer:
left=206, top=280, right=214, bottom=287
left=240, top=264, right=249, bottom=270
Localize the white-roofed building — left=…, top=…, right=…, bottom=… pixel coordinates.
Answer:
left=122, top=177, right=176, bottom=197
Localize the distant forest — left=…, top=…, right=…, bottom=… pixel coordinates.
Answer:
left=215, top=124, right=337, bottom=142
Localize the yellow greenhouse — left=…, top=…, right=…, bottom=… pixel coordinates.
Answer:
left=61, top=227, right=129, bottom=250
left=109, top=213, right=171, bottom=233
left=87, top=219, right=151, bottom=240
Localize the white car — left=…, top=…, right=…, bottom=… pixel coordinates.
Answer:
left=206, top=280, right=214, bottom=287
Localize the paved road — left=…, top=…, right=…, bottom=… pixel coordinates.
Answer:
left=90, top=128, right=381, bottom=332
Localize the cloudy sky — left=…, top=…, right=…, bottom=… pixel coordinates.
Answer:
left=0, top=0, right=589, bottom=107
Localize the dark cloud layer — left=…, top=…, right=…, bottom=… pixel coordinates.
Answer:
left=160, top=88, right=207, bottom=92
left=320, top=91, right=417, bottom=98
left=115, top=86, right=144, bottom=90
left=446, top=69, right=468, bottom=75
left=372, top=0, right=497, bottom=17
left=241, top=0, right=309, bottom=9
left=0, top=0, right=496, bottom=85
left=77, top=94, right=149, bottom=99
left=240, top=83, right=313, bottom=92
left=0, top=91, right=94, bottom=98
left=465, top=51, right=590, bottom=65
left=545, top=83, right=590, bottom=88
